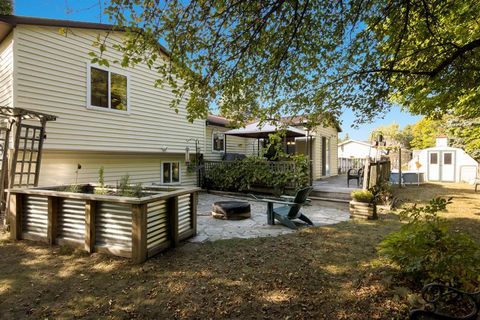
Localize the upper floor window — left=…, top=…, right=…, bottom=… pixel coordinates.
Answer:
left=87, top=64, right=129, bottom=112
left=212, top=131, right=225, bottom=152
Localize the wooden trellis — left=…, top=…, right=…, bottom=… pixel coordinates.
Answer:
left=0, top=107, right=56, bottom=225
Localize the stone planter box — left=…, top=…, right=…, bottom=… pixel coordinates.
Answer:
left=349, top=200, right=377, bottom=220
left=8, top=184, right=199, bottom=263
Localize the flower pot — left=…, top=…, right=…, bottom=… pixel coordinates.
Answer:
left=349, top=200, right=378, bottom=220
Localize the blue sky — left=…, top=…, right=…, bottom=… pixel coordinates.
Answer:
left=339, top=107, right=421, bottom=141
left=14, top=0, right=422, bottom=140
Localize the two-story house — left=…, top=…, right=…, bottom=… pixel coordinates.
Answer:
left=0, top=15, right=204, bottom=187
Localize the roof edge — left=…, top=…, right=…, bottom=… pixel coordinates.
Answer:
left=0, top=14, right=123, bottom=31
left=338, top=139, right=372, bottom=147
left=0, top=15, right=170, bottom=57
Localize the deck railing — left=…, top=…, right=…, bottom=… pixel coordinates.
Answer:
left=338, top=157, right=367, bottom=174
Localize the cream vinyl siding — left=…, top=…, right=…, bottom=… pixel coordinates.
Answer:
left=13, top=25, right=205, bottom=153
left=204, top=125, right=257, bottom=161
left=311, top=126, right=338, bottom=179
left=39, top=151, right=197, bottom=186
left=0, top=32, right=13, bottom=107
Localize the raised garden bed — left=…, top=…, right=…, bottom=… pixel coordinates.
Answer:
left=8, top=184, right=199, bottom=263
left=349, top=201, right=377, bottom=220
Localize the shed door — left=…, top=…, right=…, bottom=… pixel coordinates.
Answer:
left=428, top=152, right=440, bottom=181
left=441, top=151, right=455, bottom=182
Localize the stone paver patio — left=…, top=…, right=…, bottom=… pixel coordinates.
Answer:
left=189, top=192, right=350, bottom=242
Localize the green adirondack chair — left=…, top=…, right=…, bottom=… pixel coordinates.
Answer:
left=253, top=186, right=314, bottom=229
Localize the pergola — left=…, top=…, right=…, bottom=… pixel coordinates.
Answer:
left=0, top=106, right=57, bottom=224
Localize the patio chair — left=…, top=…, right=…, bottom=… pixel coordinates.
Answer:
left=252, top=186, right=314, bottom=229
left=347, top=168, right=364, bottom=187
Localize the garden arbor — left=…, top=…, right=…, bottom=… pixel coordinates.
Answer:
left=0, top=106, right=56, bottom=225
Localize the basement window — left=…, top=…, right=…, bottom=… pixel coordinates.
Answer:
left=162, top=162, right=181, bottom=184
left=87, top=64, right=129, bottom=112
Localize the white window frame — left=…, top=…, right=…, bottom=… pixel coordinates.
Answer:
left=86, top=62, right=131, bottom=114
left=212, top=131, right=225, bottom=153
left=161, top=161, right=182, bottom=185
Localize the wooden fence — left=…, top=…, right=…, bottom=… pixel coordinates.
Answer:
left=363, top=159, right=391, bottom=189
left=9, top=185, right=199, bottom=263
left=338, top=157, right=367, bottom=174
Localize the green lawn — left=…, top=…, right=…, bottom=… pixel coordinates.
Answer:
left=0, top=182, right=478, bottom=319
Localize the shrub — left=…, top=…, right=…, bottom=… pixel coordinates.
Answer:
left=378, top=197, right=480, bottom=290
left=369, top=181, right=393, bottom=205
left=351, top=190, right=374, bottom=203
left=204, top=155, right=309, bottom=193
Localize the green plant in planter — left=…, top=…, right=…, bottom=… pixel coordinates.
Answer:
left=378, top=197, right=480, bottom=290
left=351, top=189, right=378, bottom=219
left=115, top=174, right=143, bottom=197
left=65, top=184, right=80, bottom=193
left=118, top=174, right=131, bottom=196
left=95, top=166, right=108, bottom=195
left=132, top=182, right=143, bottom=198
left=66, top=163, right=82, bottom=193
left=351, top=190, right=374, bottom=203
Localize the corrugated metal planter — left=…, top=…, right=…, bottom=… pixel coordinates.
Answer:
left=8, top=185, right=199, bottom=263
left=349, top=200, right=377, bottom=220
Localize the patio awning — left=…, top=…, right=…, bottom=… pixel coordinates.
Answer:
left=224, top=121, right=306, bottom=139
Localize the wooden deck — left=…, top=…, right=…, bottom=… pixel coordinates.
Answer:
left=311, top=175, right=361, bottom=202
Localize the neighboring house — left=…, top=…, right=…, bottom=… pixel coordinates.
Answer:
left=408, top=137, right=479, bottom=183
left=0, top=15, right=205, bottom=187
left=204, top=115, right=257, bottom=160
left=338, top=139, right=382, bottom=159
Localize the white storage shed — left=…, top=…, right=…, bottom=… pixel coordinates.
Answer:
left=408, top=138, right=478, bottom=183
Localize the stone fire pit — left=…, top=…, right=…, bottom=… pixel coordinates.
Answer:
left=212, top=201, right=251, bottom=220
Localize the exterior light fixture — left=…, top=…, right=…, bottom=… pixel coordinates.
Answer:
left=185, top=138, right=201, bottom=173
left=185, top=146, right=190, bottom=167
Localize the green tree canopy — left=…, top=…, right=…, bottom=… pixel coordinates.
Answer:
left=0, top=0, right=12, bottom=15
left=408, top=115, right=479, bottom=162
left=444, top=116, right=480, bottom=161
left=410, top=117, right=444, bottom=150
left=100, top=0, right=480, bottom=125
left=370, top=123, right=413, bottom=148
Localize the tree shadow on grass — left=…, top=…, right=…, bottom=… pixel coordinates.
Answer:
left=393, top=182, right=480, bottom=242
left=0, top=214, right=412, bottom=319
left=5, top=182, right=479, bottom=319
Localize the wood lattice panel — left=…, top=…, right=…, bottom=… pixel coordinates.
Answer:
left=12, top=124, right=44, bottom=188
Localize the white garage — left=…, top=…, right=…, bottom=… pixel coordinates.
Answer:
left=408, top=138, right=479, bottom=183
